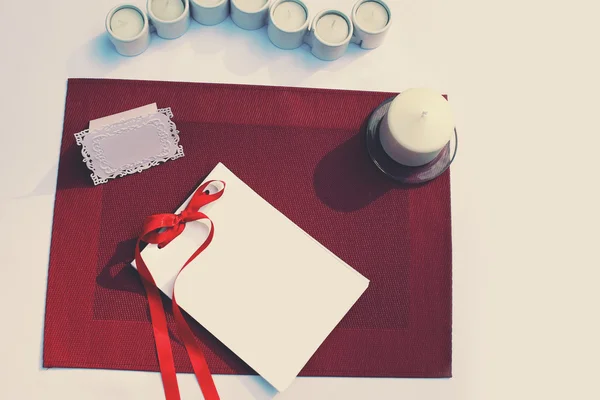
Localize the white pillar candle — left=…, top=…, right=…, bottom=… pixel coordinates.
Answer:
left=351, top=0, right=391, bottom=49
left=379, top=88, right=455, bottom=167
left=147, top=0, right=190, bottom=39
left=152, top=0, right=185, bottom=20
left=190, top=0, right=229, bottom=26
left=267, top=0, right=309, bottom=49
left=106, top=5, right=151, bottom=56
left=231, top=0, right=270, bottom=30
left=308, top=10, right=353, bottom=61
left=110, top=8, right=145, bottom=39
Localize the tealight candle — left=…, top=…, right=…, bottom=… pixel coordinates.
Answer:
left=355, top=1, right=387, bottom=30
left=308, top=10, right=353, bottom=61
left=106, top=5, right=150, bottom=56
left=267, top=0, right=309, bottom=49
left=152, top=0, right=185, bottom=19
left=147, top=0, right=190, bottom=39
left=351, top=0, right=391, bottom=49
left=316, top=14, right=349, bottom=43
left=273, top=1, right=306, bottom=30
left=231, top=0, right=270, bottom=30
left=190, top=0, right=229, bottom=26
left=379, top=88, right=455, bottom=167
left=111, top=8, right=144, bottom=39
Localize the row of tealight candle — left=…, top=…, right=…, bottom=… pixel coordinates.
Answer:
left=106, top=0, right=391, bottom=60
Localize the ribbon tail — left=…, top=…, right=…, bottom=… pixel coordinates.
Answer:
left=135, top=239, right=181, bottom=400
left=173, top=295, right=220, bottom=400
left=170, top=222, right=220, bottom=399
left=135, top=184, right=224, bottom=399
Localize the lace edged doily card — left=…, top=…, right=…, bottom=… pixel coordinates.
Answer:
left=74, top=106, right=184, bottom=185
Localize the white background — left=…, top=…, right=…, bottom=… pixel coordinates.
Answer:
left=1, top=0, right=599, bottom=399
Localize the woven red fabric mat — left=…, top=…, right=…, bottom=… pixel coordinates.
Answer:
left=43, top=79, right=452, bottom=378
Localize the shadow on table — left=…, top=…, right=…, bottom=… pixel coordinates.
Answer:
left=13, top=141, right=96, bottom=198
left=239, top=375, right=278, bottom=400
left=67, top=33, right=125, bottom=76
left=313, top=119, right=397, bottom=212
left=188, top=18, right=367, bottom=85
left=96, top=237, right=258, bottom=377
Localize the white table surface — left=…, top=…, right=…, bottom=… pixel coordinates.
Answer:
left=1, top=0, right=599, bottom=399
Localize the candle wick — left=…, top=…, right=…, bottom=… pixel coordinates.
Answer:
left=332, top=20, right=336, bottom=28
left=421, top=111, right=428, bottom=118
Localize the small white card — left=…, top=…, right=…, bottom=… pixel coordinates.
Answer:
left=75, top=105, right=184, bottom=185
left=133, top=163, right=369, bottom=392
left=89, top=103, right=157, bottom=130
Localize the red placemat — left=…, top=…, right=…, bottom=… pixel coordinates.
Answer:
left=43, top=79, right=452, bottom=379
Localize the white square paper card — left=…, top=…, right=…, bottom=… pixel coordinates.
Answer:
left=133, top=163, right=369, bottom=392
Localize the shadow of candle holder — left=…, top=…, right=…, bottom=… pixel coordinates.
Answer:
left=67, top=33, right=126, bottom=76
left=266, top=39, right=368, bottom=83
left=186, top=16, right=367, bottom=81
left=313, top=119, right=397, bottom=213
left=188, top=18, right=278, bottom=76
left=75, top=13, right=368, bottom=80
left=89, top=33, right=125, bottom=66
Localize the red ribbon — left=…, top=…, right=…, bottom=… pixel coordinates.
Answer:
left=134, top=180, right=225, bottom=400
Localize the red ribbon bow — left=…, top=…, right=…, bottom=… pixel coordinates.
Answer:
left=134, top=180, right=225, bottom=400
